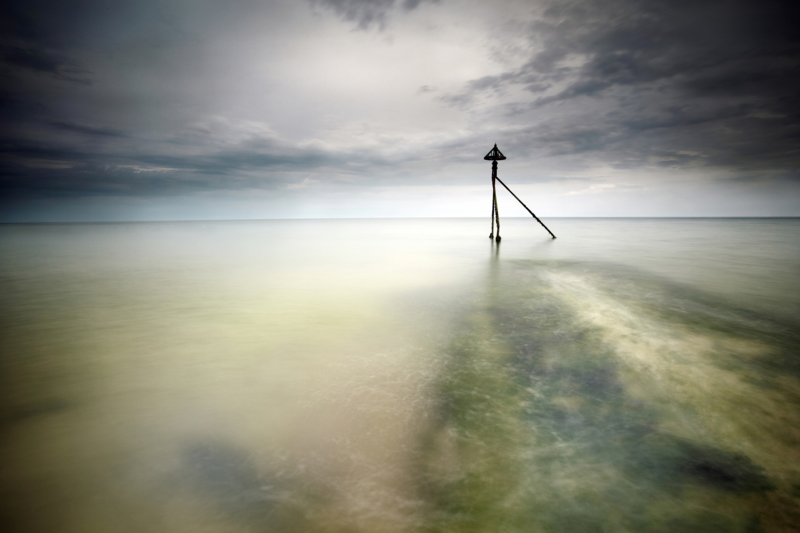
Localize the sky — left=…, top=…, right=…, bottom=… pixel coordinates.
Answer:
left=1, top=0, right=799, bottom=221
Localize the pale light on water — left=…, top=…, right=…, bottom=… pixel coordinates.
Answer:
left=1, top=218, right=799, bottom=532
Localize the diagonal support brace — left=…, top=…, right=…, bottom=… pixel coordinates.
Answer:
left=495, top=176, right=556, bottom=239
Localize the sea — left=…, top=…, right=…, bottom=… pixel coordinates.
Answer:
left=1, top=217, right=799, bottom=532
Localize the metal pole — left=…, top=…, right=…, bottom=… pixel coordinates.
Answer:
left=495, top=176, right=556, bottom=239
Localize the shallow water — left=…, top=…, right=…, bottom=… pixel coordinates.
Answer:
left=1, top=218, right=799, bottom=532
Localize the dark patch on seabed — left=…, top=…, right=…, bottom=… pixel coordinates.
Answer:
left=177, top=260, right=800, bottom=532
left=180, top=441, right=314, bottom=532
left=414, top=259, right=800, bottom=533
left=5, top=398, right=71, bottom=424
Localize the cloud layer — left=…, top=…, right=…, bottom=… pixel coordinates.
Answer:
left=441, top=0, right=800, bottom=172
left=1, top=0, right=798, bottom=220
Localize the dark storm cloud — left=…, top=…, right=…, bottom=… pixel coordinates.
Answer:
left=49, top=121, right=126, bottom=137
left=311, top=0, right=437, bottom=29
left=0, top=129, right=397, bottom=200
left=444, top=0, right=800, bottom=175
left=1, top=45, right=86, bottom=80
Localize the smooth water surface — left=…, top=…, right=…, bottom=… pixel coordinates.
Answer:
left=1, top=218, right=799, bottom=532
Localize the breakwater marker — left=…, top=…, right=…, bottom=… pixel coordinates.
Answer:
left=485, top=144, right=556, bottom=241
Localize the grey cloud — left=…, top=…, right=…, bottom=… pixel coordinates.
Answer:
left=443, top=0, right=800, bottom=176
left=535, top=127, right=618, bottom=156
left=0, top=0, right=187, bottom=50
left=0, top=164, right=200, bottom=199
left=0, top=130, right=404, bottom=199
left=3, top=46, right=66, bottom=74
left=617, top=103, right=755, bottom=133
left=438, top=91, right=474, bottom=109
left=310, top=0, right=437, bottom=30
left=438, top=72, right=522, bottom=109
left=49, top=121, right=127, bottom=138
left=1, top=45, right=91, bottom=83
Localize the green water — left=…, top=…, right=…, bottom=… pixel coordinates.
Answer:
left=1, top=218, right=799, bottom=532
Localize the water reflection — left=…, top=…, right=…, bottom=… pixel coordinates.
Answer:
left=1, top=219, right=799, bottom=532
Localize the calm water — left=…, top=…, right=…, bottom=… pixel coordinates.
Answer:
left=1, top=218, right=799, bottom=532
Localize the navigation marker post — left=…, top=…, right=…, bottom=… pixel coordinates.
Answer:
left=484, top=144, right=556, bottom=241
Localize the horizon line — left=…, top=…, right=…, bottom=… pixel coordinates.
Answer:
left=2, top=216, right=800, bottom=225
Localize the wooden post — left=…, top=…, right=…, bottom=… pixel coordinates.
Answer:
left=485, top=144, right=505, bottom=242
left=492, top=160, right=501, bottom=242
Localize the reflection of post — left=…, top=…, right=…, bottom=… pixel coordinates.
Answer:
left=492, top=160, right=501, bottom=242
